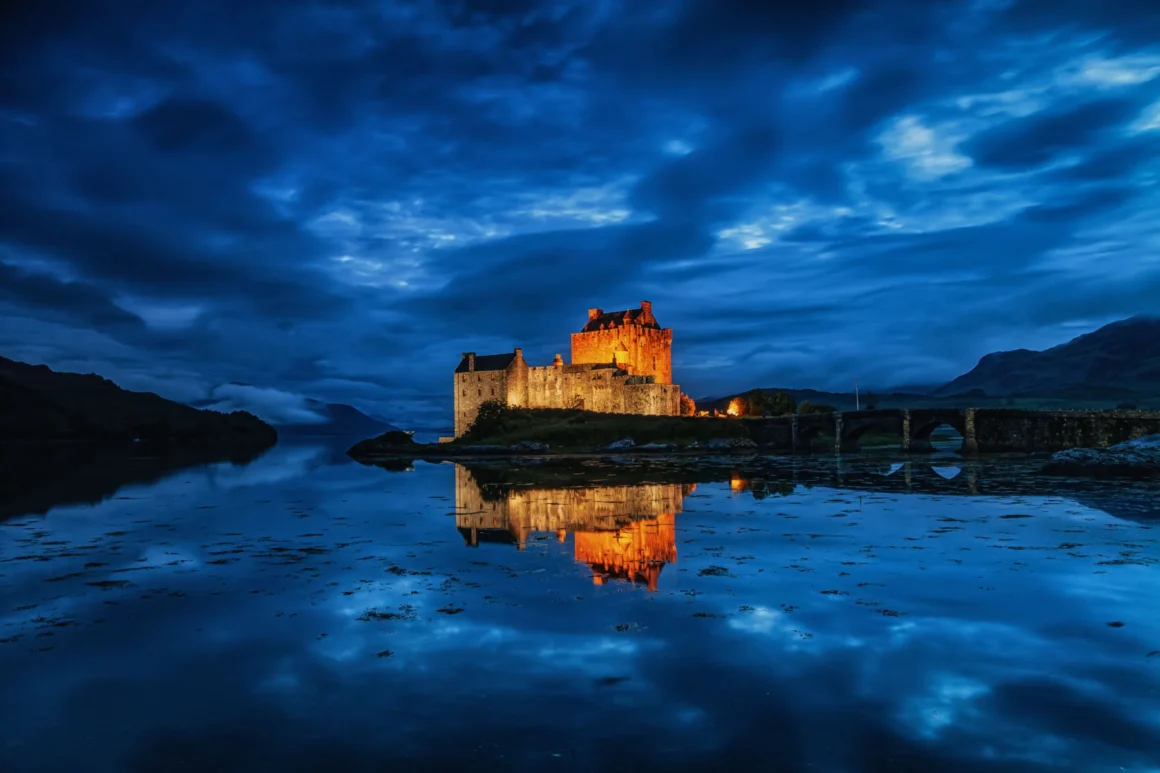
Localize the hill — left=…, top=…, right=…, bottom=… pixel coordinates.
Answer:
left=276, top=400, right=398, bottom=437
left=191, top=388, right=398, bottom=437
left=0, top=357, right=277, bottom=449
left=935, top=316, right=1160, bottom=399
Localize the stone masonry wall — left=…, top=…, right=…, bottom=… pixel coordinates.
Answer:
left=453, top=368, right=509, bottom=436
left=971, top=409, right=1160, bottom=453
left=570, top=325, right=673, bottom=384
left=521, top=364, right=680, bottom=417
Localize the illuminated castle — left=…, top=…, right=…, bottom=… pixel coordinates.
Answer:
left=453, top=301, right=690, bottom=437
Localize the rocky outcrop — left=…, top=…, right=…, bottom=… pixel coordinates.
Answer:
left=0, top=357, right=276, bottom=450
left=510, top=440, right=550, bottom=452
left=605, top=438, right=635, bottom=450
left=1040, top=434, right=1160, bottom=479
left=347, top=430, right=417, bottom=457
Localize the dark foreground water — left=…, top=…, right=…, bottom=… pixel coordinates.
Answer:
left=2, top=442, right=1158, bottom=773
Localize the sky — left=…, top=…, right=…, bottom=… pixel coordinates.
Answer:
left=1, top=0, right=1159, bottom=428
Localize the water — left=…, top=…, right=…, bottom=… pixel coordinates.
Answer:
left=1, top=441, right=1158, bottom=772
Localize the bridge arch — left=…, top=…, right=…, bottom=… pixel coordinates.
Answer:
left=840, top=416, right=905, bottom=445
left=909, top=416, right=967, bottom=441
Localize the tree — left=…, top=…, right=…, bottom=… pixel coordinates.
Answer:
left=745, top=389, right=796, bottom=417
left=798, top=401, right=836, bottom=415
left=680, top=393, right=697, bottom=416
left=465, top=399, right=509, bottom=438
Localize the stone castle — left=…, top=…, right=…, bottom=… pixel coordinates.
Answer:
left=453, top=301, right=687, bottom=437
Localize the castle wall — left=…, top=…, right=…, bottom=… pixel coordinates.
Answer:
left=570, top=325, right=673, bottom=384
left=521, top=365, right=680, bottom=417
left=454, top=368, right=510, bottom=436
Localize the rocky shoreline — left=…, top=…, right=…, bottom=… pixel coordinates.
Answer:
left=1040, top=435, right=1160, bottom=479
left=346, top=433, right=760, bottom=461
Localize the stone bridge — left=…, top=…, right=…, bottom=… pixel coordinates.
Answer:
left=745, top=408, right=1160, bottom=454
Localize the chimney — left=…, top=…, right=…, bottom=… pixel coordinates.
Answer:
left=588, top=308, right=603, bottom=321
left=514, top=347, right=523, bottom=360
left=553, top=353, right=563, bottom=368
left=640, top=300, right=653, bottom=317
left=463, top=352, right=475, bottom=372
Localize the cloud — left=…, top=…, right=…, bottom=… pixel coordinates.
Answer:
left=0, top=0, right=1156, bottom=422
left=199, top=383, right=328, bottom=425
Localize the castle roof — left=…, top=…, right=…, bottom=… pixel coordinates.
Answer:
left=455, top=352, right=516, bottom=373
left=581, top=307, right=661, bottom=333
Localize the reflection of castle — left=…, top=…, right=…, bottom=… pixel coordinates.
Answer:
left=454, top=465, right=692, bottom=591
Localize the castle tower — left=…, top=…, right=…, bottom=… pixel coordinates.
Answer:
left=570, top=300, right=673, bottom=384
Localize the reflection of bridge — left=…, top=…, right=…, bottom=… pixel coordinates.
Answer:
left=454, top=466, right=692, bottom=591
left=746, top=408, right=1160, bottom=454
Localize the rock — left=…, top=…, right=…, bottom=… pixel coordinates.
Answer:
left=1111, top=433, right=1160, bottom=449
left=605, top=438, right=635, bottom=450
left=707, top=437, right=758, bottom=450
left=1040, top=442, right=1160, bottom=479
left=510, top=440, right=549, bottom=452
left=347, top=430, right=416, bottom=456
left=636, top=442, right=674, bottom=451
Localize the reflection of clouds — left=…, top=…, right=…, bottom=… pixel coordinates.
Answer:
left=727, top=606, right=783, bottom=634
left=901, top=674, right=990, bottom=738
left=932, top=465, right=962, bottom=479
left=208, top=444, right=330, bottom=489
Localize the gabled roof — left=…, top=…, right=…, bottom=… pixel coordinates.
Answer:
left=581, top=308, right=661, bottom=333
left=455, top=352, right=516, bottom=373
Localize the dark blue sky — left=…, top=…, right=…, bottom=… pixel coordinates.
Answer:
left=2, top=0, right=1158, bottom=426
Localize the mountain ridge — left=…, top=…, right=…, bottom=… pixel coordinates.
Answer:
left=934, top=316, right=1160, bottom=398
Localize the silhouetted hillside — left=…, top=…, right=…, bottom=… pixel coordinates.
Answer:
left=0, top=357, right=277, bottom=448
left=935, top=317, right=1160, bottom=399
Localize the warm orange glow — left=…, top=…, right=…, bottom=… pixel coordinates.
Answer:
left=726, top=397, right=743, bottom=417
left=574, top=513, right=677, bottom=592
left=730, top=475, right=747, bottom=494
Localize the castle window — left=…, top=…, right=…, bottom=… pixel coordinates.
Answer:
left=462, top=390, right=466, bottom=396
left=491, top=388, right=495, bottom=396
left=478, top=389, right=481, bottom=396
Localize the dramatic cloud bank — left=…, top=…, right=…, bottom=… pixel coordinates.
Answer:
left=2, top=0, right=1158, bottom=426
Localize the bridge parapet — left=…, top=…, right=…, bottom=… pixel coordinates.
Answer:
left=744, top=407, right=1160, bottom=455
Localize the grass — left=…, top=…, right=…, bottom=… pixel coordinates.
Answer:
left=456, top=406, right=749, bottom=450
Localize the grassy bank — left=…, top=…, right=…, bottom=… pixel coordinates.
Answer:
left=457, top=405, right=749, bottom=450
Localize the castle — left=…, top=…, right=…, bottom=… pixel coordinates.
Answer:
left=453, top=301, right=687, bottom=437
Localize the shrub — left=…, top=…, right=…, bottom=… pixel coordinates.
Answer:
left=464, top=400, right=510, bottom=438
left=798, top=401, right=836, bottom=415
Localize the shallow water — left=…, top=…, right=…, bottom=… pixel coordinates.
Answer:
left=1, top=442, right=1158, bottom=772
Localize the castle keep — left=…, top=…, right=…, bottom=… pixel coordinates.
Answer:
left=453, top=301, right=685, bottom=437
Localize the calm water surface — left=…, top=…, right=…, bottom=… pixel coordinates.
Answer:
left=1, top=442, right=1158, bottom=772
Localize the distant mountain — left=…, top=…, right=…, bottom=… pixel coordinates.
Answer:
left=0, top=357, right=276, bottom=448
left=934, top=316, right=1160, bottom=399
left=277, top=400, right=399, bottom=437
left=190, top=393, right=399, bottom=437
